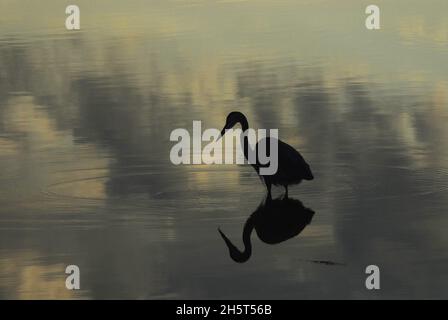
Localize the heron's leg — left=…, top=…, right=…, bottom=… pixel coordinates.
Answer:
left=266, top=182, right=272, bottom=200
left=284, top=185, right=288, bottom=199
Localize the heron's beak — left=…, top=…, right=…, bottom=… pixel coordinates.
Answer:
left=218, top=228, right=250, bottom=263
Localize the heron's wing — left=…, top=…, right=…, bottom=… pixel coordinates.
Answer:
left=278, top=139, right=308, bottom=166
left=277, top=139, right=313, bottom=179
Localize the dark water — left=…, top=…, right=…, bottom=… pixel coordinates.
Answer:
left=1, top=0, right=448, bottom=299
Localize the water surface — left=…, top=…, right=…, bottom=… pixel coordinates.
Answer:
left=1, top=0, right=448, bottom=299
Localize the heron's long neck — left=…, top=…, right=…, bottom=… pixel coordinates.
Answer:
left=239, top=117, right=250, bottom=160
left=239, top=117, right=249, bottom=132
left=241, top=216, right=254, bottom=256
left=219, top=215, right=255, bottom=263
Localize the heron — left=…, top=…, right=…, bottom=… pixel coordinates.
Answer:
left=220, top=111, right=313, bottom=198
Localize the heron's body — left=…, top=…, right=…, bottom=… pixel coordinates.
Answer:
left=219, top=196, right=315, bottom=262
left=250, top=137, right=313, bottom=193
left=221, top=112, right=313, bottom=197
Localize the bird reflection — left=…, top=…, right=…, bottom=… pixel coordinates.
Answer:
left=218, top=196, right=315, bottom=263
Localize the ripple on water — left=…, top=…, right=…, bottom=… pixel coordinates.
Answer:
left=41, top=161, right=448, bottom=219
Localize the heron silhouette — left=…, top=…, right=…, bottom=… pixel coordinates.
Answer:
left=220, top=111, right=313, bottom=198
left=218, top=196, right=315, bottom=263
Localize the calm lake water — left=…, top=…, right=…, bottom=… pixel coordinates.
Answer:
left=1, top=0, right=448, bottom=299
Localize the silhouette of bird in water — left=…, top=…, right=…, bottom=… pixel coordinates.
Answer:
left=218, top=196, right=315, bottom=263
left=220, top=111, right=313, bottom=198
